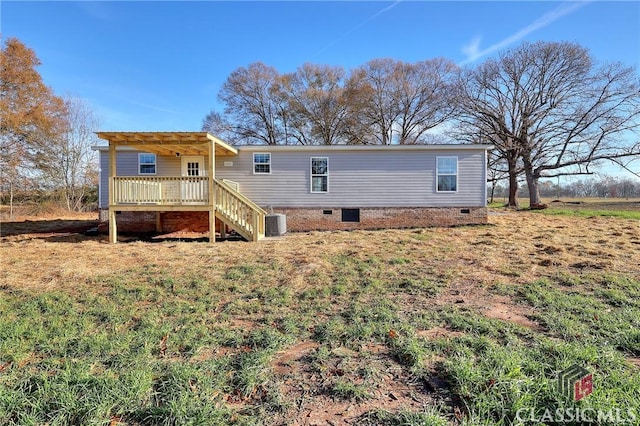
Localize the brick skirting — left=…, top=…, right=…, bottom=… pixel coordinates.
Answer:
left=272, top=207, right=487, bottom=231
left=98, top=210, right=221, bottom=233
left=99, top=206, right=487, bottom=234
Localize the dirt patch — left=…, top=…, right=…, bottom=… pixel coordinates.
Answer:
left=272, top=341, right=319, bottom=376
left=269, top=345, right=439, bottom=426
left=483, top=299, right=541, bottom=330
left=417, top=326, right=465, bottom=339
left=429, top=283, right=541, bottom=330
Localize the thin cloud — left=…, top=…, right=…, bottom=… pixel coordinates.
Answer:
left=462, top=35, right=483, bottom=60
left=368, top=0, right=402, bottom=21
left=314, top=0, right=402, bottom=58
left=458, top=0, right=592, bottom=66
left=129, top=100, right=180, bottom=115
left=75, top=1, right=114, bottom=22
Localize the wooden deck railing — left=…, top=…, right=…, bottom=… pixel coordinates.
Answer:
left=111, top=176, right=265, bottom=241
left=214, top=179, right=266, bottom=242
left=113, top=176, right=209, bottom=205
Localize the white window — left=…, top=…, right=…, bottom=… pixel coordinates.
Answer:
left=186, top=162, right=200, bottom=176
left=253, top=153, right=271, bottom=174
left=139, top=153, right=156, bottom=175
left=437, top=157, right=457, bottom=192
left=311, top=157, right=328, bottom=193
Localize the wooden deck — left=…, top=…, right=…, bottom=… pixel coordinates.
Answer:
left=109, top=177, right=265, bottom=242
left=99, top=132, right=265, bottom=243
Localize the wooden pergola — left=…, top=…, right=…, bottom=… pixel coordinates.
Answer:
left=96, top=131, right=238, bottom=157
left=96, top=132, right=264, bottom=243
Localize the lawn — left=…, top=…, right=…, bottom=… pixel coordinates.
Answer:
left=489, top=198, right=640, bottom=220
left=0, top=209, right=639, bottom=425
left=540, top=199, right=640, bottom=220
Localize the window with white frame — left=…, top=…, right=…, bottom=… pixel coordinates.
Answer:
left=138, top=153, right=156, bottom=175
left=311, top=157, right=328, bottom=193
left=436, top=156, right=457, bottom=192
left=253, top=153, right=271, bottom=174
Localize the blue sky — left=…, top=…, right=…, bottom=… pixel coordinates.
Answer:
left=2, top=1, right=639, bottom=134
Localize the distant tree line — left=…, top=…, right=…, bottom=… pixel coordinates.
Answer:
left=489, top=176, right=640, bottom=202
left=0, top=38, right=100, bottom=217
left=205, top=41, right=640, bottom=209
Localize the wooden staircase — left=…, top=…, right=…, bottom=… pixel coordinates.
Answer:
left=214, top=179, right=266, bottom=242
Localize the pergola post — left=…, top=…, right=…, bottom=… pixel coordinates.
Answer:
left=108, top=143, right=117, bottom=243
left=208, top=139, right=216, bottom=243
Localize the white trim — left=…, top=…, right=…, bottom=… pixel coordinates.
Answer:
left=93, top=143, right=494, bottom=153
left=483, top=149, right=488, bottom=205
left=92, top=145, right=141, bottom=151
left=436, top=156, right=458, bottom=193
left=205, top=133, right=238, bottom=155
left=98, top=165, right=103, bottom=209
left=181, top=155, right=205, bottom=177
left=253, top=152, right=271, bottom=174
left=222, top=179, right=240, bottom=191
left=138, top=153, right=157, bottom=175
left=310, top=157, right=329, bottom=193
left=237, top=144, right=493, bottom=153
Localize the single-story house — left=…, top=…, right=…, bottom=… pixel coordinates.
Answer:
left=94, top=132, right=492, bottom=242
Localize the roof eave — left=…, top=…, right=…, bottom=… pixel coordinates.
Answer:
left=234, top=144, right=494, bottom=151
left=94, top=131, right=237, bottom=156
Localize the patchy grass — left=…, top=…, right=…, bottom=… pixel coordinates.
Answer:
left=540, top=208, right=640, bottom=220
left=490, top=198, right=640, bottom=220
left=0, top=211, right=639, bottom=424
left=537, top=199, right=640, bottom=220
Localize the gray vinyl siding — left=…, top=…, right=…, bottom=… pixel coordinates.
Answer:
left=216, top=149, right=486, bottom=208
left=98, top=150, right=198, bottom=207
left=99, top=147, right=487, bottom=209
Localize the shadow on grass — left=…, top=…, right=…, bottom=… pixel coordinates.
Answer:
left=119, top=233, right=247, bottom=243
left=32, top=232, right=248, bottom=244
left=0, top=218, right=248, bottom=244
left=0, top=219, right=99, bottom=237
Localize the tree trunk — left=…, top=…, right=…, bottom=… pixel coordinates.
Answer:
left=489, top=180, right=496, bottom=204
left=9, top=180, right=14, bottom=219
left=506, top=154, right=519, bottom=207
left=523, top=158, right=543, bottom=207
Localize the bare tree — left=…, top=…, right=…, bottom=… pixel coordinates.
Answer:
left=455, top=62, right=524, bottom=206
left=349, top=58, right=400, bottom=144
left=34, top=96, right=100, bottom=211
left=218, top=62, right=289, bottom=145
left=278, top=63, right=350, bottom=145
left=201, top=109, right=238, bottom=144
left=339, top=70, right=377, bottom=145
left=349, top=58, right=458, bottom=145
left=486, top=151, right=512, bottom=204
left=395, top=58, right=458, bottom=144
left=457, top=41, right=640, bottom=207
left=211, top=58, right=458, bottom=147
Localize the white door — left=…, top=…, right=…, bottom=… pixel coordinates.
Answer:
left=181, top=156, right=206, bottom=203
